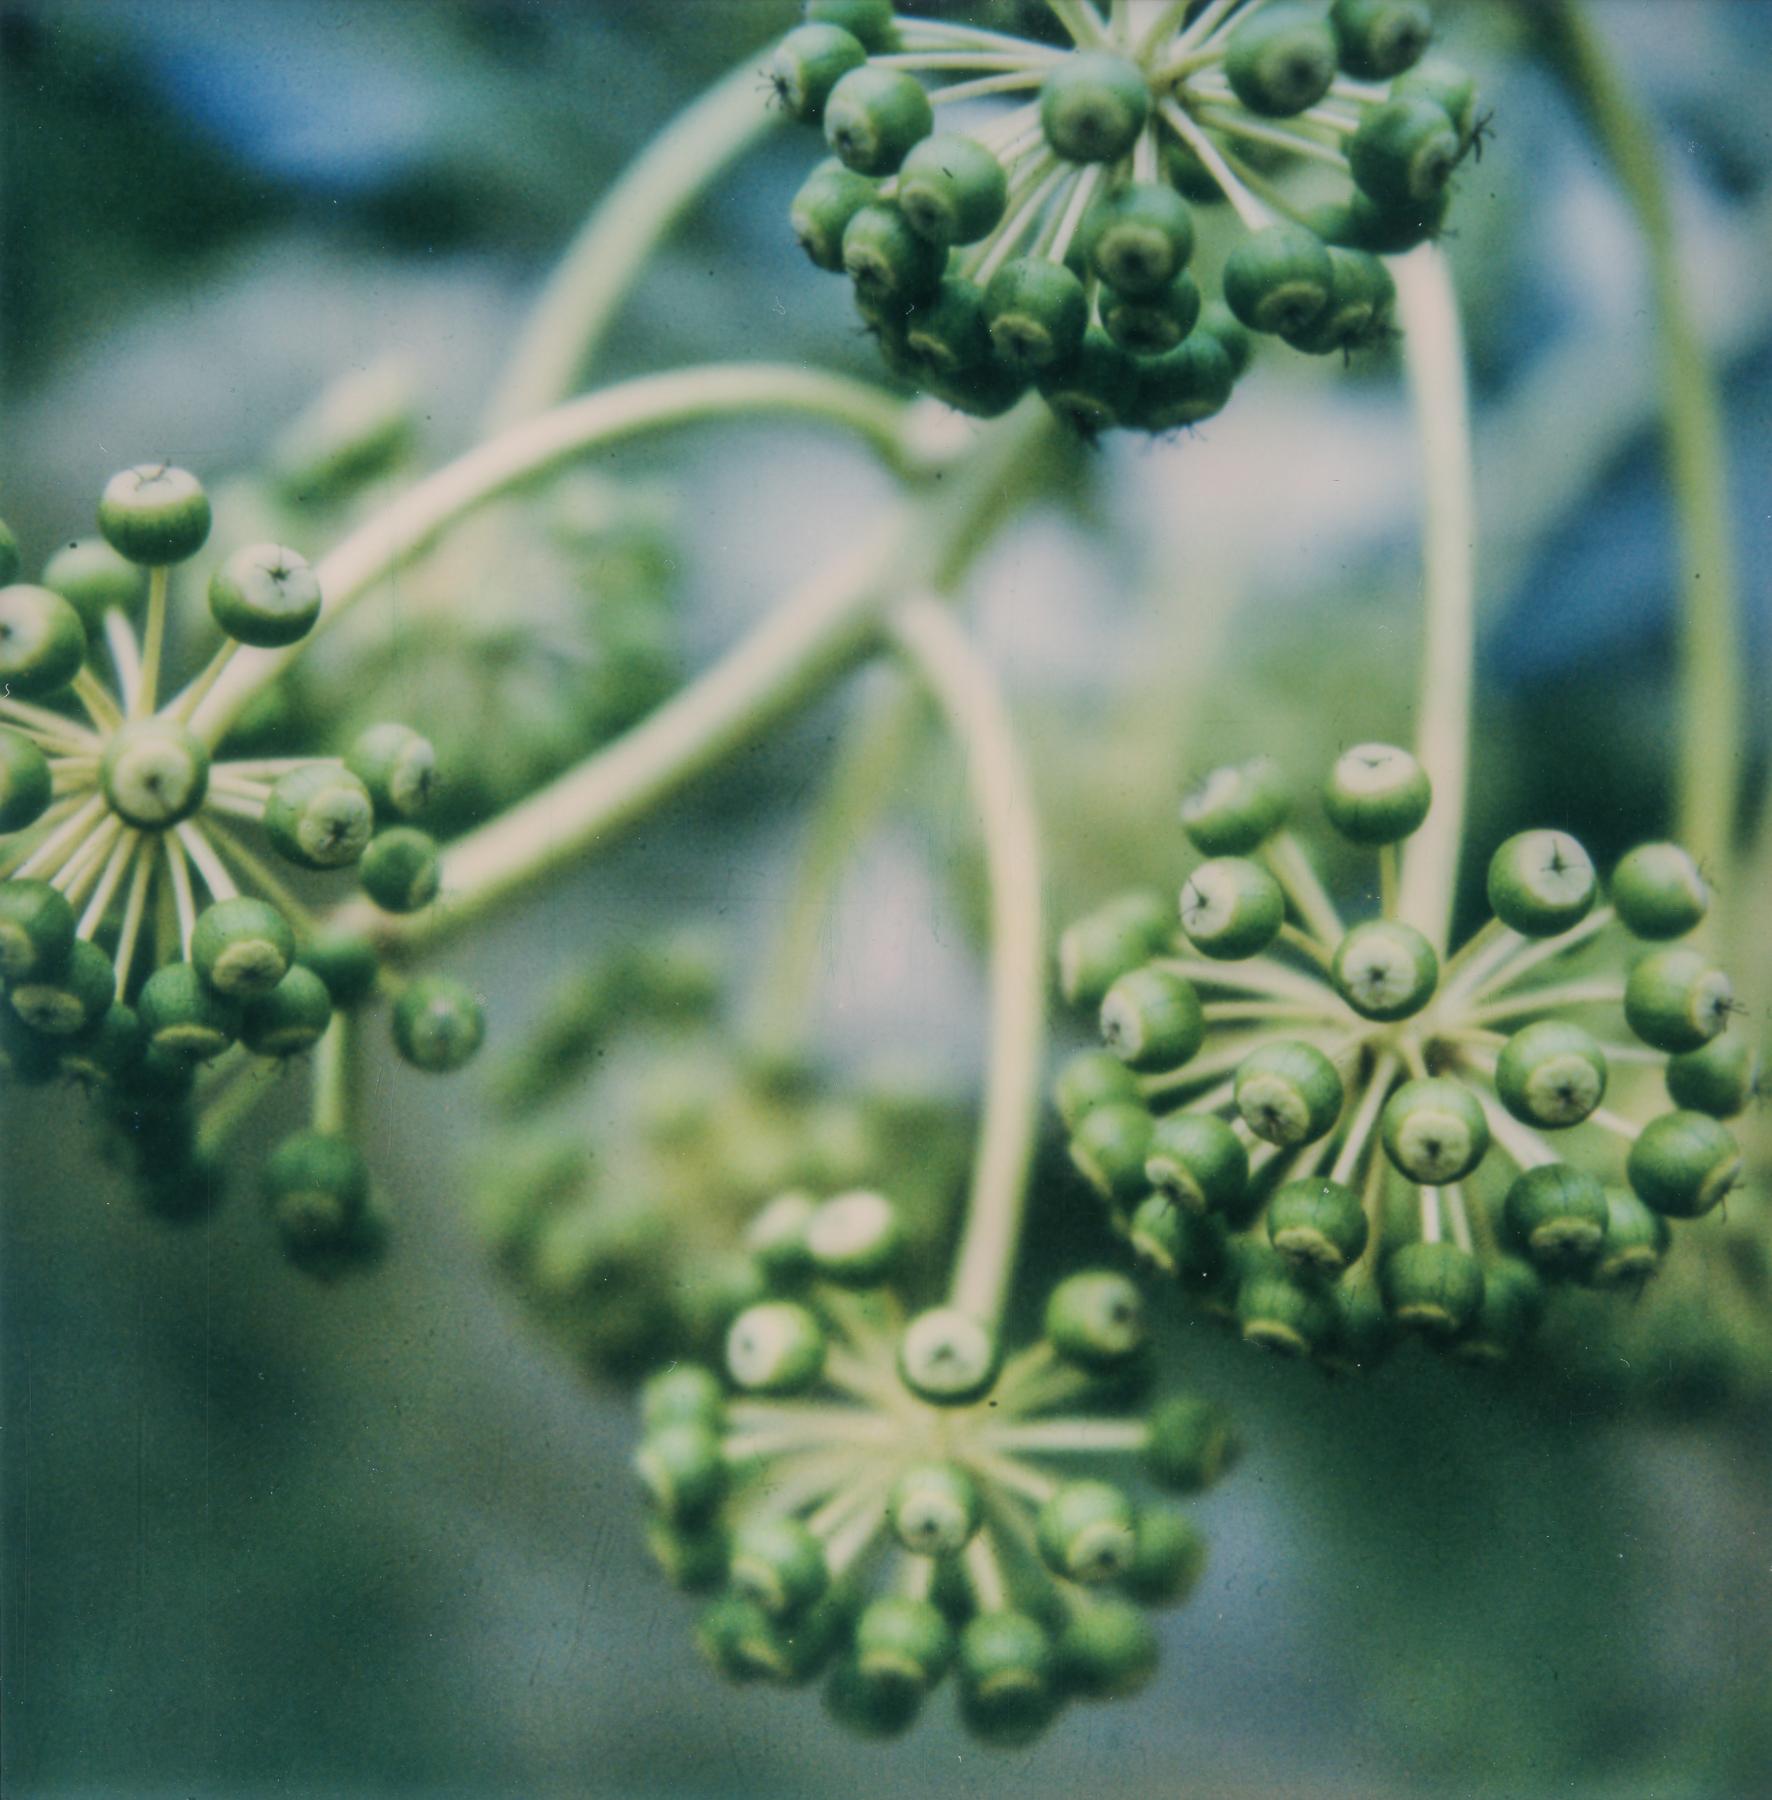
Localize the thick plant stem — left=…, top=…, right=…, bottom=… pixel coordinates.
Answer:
left=188, top=366, right=913, bottom=744
left=891, top=595, right=1045, bottom=1333
left=1529, top=1, right=1743, bottom=871
left=1393, top=246, right=1476, bottom=955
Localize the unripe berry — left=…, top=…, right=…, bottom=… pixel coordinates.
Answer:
left=1267, top=1175, right=1368, bottom=1278
left=96, top=464, right=211, bottom=566
left=1382, top=1239, right=1483, bottom=1336
left=1381, top=1077, right=1488, bottom=1183
left=730, top=1516, right=829, bottom=1618
left=726, top=1299, right=826, bottom=1393
left=1056, top=1599, right=1158, bottom=1699
left=191, top=897, right=296, bottom=998
left=262, top=1130, right=369, bottom=1259
left=1054, top=1047, right=1143, bottom=1130
left=1331, top=920, right=1438, bottom=1020
left=1179, top=756, right=1288, bottom=853
left=1591, top=1188, right=1671, bottom=1287
left=823, top=66, right=932, bottom=175
left=41, top=537, right=144, bottom=630
left=137, top=961, right=242, bottom=1061
left=266, top=764, right=375, bottom=869
left=346, top=722, right=438, bottom=822
left=1330, top=0, right=1433, bottom=80
left=8, top=936, right=114, bottom=1038
left=805, top=1189, right=899, bottom=1285
left=1626, top=1111, right=1741, bottom=1218
left=390, top=974, right=484, bottom=1072
left=889, top=1461, right=980, bottom=1556
left=1039, top=53, right=1149, bottom=162
left=1665, top=1035, right=1758, bottom=1119
left=790, top=160, right=879, bottom=270
left=956, top=1612, right=1058, bottom=1747
left=1322, top=742, right=1430, bottom=843
left=0, top=728, right=52, bottom=833
left=1178, top=856, right=1284, bottom=959
left=897, top=134, right=1007, bottom=247
left=635, top=1421, right=727, bottom=1522
left=1225, top=4, right=1338, bottom=117
left=359, top=827, right=442, bottom=914
left=1486, top=829, right=1596, bottom=936
left=1100, top=966, right=1204, bottom=1071
left=769, top=22, right=867, bottom=124
left=1121, top=1504, right=1206, bottom=1607
left=208, top=543, right=321, bottom=647
left=1036, top=1480, right=1137, bottom=1584
left=1624, top=947, right=1733, bottom=1053
left=897, top=1306, right=1000, bottom=1404
left=1503, top=1162, right=1608, bottom=1273
left=1349, top=95, right=1463, bottom=210
left=239, top=966, right=334, bottom=1058
left=1610, top=842, right=1709, bottom=939
left=1045, top=1270, right=1147, bottom=1369
left=984, top=258, right=1089, bottom=371
left=1068, top=1100, right=1154, bottom=1204
left=1058, top=888, right=1172, bottom=1006
left=1083, top=183, right=1195, bottom=296
left=1234, top=1243, right=1336, bottom=1355
left=1235, top=1040, right=1344, bottom=1146
left=1222, top=225, right=1335, bottom=337
left=0, top=584, right=86, bottom=697
left=1495, top=1020, right=1607, bottom=1128
left=1144, top=1393, right=1239, bottom=1491
left=1143, top=1111, right=1248, bottom=1216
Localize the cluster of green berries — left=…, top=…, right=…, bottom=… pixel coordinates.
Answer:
left=634, top=1189, right=1234, bottom=1743
left=1055, top=742, right=1751, bottom=1370
left=773, top=0, right=1477, bottom=432
left=475, top=934, right=968, bottom=1381
left=0, top=479, right=484, bottom=1266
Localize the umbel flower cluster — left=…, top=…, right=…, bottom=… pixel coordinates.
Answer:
left=634, top=1190, right=1234, bottom=1743
left=773, top=0, right=1479, bottom=431
left=1057, top=743, right=1750, bottom=1368
left=0, top=478, right=484, bottom=1268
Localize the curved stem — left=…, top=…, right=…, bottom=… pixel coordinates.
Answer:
left=1392, top=245, right=1476, bottom=955
left=188, top=365, right=914, bottom=744
left=890, top=595, right=1045, bottom=1333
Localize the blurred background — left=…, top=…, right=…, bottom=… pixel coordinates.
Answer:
left=3, top=1, right=1770, bottom=1794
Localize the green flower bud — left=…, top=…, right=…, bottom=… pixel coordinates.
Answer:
left=1322, top=1272, right=1395, bottom=1374
left=191, top=897, right=295, bottom=999
left=1037, top=329, right=1140, bottom=434
left=804, top=1188, right=899, bottom=1285
left=1626, top=1110, right=1741, bottom=1218
left=1609, top=842, right=1709, bottom=939
left=9, top=936, right=114, bottom=1037
left=635, top=1421, right=727, bottom=1522
left=889, top=1461, right=980, bottom=1556
left=1665, top=1034, right=1758, bottom=1119
left=726, top=1299, right=826, bottom=1394
left=1037, top=1479, right=1138, bottom=1584
left=741, top=1190, right=817, bottom=1282
left=1312, top=186, right=1449, bottom=253
left=1197, top=300, right=1254, bottom=378
left=0, top=584, right=86, bottom=696
left=1382, top=1239, right=1483, bottom=1336
left=0, top=728, right=52, bottom=832
left=897, top=134, right=1007, bottom=246
left=1267, top=1175, right=1369, bottom=1278
left=902, top=278, right=991, bottom=374
left=842, top=201, right=945, bottom=306
left=1236, top=1040, right=1344, bottom=1147
left=137, top=961, right=242, bottom=1061
left=1330, top=0, right=1433, bottom=79
left=823, top=65, right=933, bottom=174
left=61, top=999, right=145, bottom=1085
left=359, top=826, right=441, bottom=914
left=265, top=763, right=375, bottom=869
left=805, top=0, right=897, bottom=52
left=96, top=464, right=211, bottom=566
left=1101, top=966, right=1204, bottom=1072
left=898, top=1306, right=1000, bottom=1404
left=1058, top=888, right=1172, bottom=1007
left=697, top=1592, right=841, bottom=1686
left=239, top=966, right=333, bottom=1058
left=1394, top=57, right=1479, bottom=149
left=855, top=1595, right=954, bottom=1692
left=41, top=537, right=144, bottom=630
left=1496, top=1019, right=1607, bottom=1127
left=824, top=1656, right=922, bottom=1739
left=1130, top=332, right=1236, bottom=430
left=1591, top=1188, right=1671, bottom=1287
left=297, top=930, right=381, bottom=1009
left=789, top=160, right=879, bottom=270
left=644, top=1515, right=729, bottom=1593
left=1381, top=1076, right=1488, bottom=1183
left=1281, top=246, right=1396, bottom=355
left=1039, top=52, right=1149, bottom=162
left=207, top=543, right=321, bottom=648
left=1055, top=1047, right=1143, bottom=1130
left=1122, top=1504, right=1205, bottom=1607
left=1234, top=1243, right=1336, bottom=1355
left=956, top=1612, right=1058, bottom=1747
left=262, top=1130, right=369, bottom=1258
left=1178, top=856, right=1284, bottom=960
left=1100, top=272, right=1202, bottom=357
left=1084, top=182, right=1195, bottom=296
left=1624, top=946, right=1733, bottom=1053
left=1349, top=95, right=1463, bottom=210
left=769, top=22, right=867, bottom=123
left=1331, top=919, right=1438, bottom=1021
left=1178, top=756, right=1289, bottom=854
left=1067, top=1100, right=1154, bottom=1204
left=984, top=257, right=1089, bottom=371
left=1452, top=1254, right=1544, bottom=1363
left=1146, top=1391, right=1241, bottom=1495
left=1225, top=4, right=1338, bottom=117
left=731, top=1516, right=829, bottom=1618
left=1503, top=1162, right=1607, bottom=1272
left=1322, top=742, right=1430, bottom=843
left=1057, top=1598, right=1158, bottom=1700
left=345, top=722, right=438, bottom=821
left=640, top=1363, right=727, bottom=1435
left=390, top=974, right=485, bottom=1073
left=1223, top=224, right=1335, bottom=337
left=1485, top=829, right=1596, bottom=936
left=1144, top=1111, right=1248, bottom=1216
left=1045, top=1269, right=1147, bottom=1369
left=0, top=879, right=75, bottom=983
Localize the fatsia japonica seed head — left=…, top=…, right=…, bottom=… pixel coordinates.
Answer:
left=773, top=0, right=1476, bottom=432
left=632, top=1190, right=1233, bottom=1743
left=1054, top=740, right=1744, bottom=1375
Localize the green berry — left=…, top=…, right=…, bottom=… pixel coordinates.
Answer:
left=1322, top=742, right=1430, bottom=843
left=644, top=1516, right=730, bottom=1593
left=390, top=974, right=485, bottom=1072
left=1197, top=301, right=1254, bottom=378
left=1101, top=966, right=1204, bottom=1071
left=1223, top=224, right=1335, bottom=337
left=984, top=257, right=1089, bottom=371
left=1225, top=4, right=1338, bottom=117
left=898, top=1307, right=1000, bottom=1404
left=1382, top=1239, right=1484, bottom=1336
left=1037, top=1480, right=1137, bottom=1584
left=742, top=1190, right=817, bottom=1281
left=1380, top=1076, right=1489, bottom=1183
left=359, top=827, right=441, bottom=914
left=804, top=0, right=897, bottom=54
left=1486, top=829, right=1597, bottom=936
left=1496, top=1020, right=1607, bottom=1127
left=789, top=161, right=879, bottom=271
left=1100, top=272, right=1201, bottom=357
left=265, top=764, right=375, bottom=869
left=901, top=278, right=991, bottom=374
left=697, top=1592, right=842, bottom=1687
left=1452, top=1255, right=1544, bottom=1363
left=1624, top=946, right=1734, bottom=1053
left=41, top=537, right=144, bottom=630
left=1332, top=920, right=1438, bottom=1021
left=208, top=543, right=321, bottom=647
left=843, top=201, right=945, bottom=306
left=889, top=1462, right=980, bottom=1556
left=1058, top=888, right=1172, bottom=1007
left=1591, top=1188, right=1671, bottom=1287
left=1503, top=1162, right=1608, bottom=1273
left=1054, top=1047, right=1143, bottom=1130
left=96, top=464, right=212, bottom=566
left=635, top=1420, right=727, bottom=1522
left=854, top=1596, right=954, bottom=1692
left=297, top=930, right=381, bottom=1008
left=137, top=961, right=242, bottom=1061
left=1130, top=332, right=1235, bottom=430
left=897, top=134, right=1007, bottom=246
left=726, top=1299, right=826, bottom=1393
left=956, top=1612, right=1058, bottom=1747
left=0, top=879, right=75, bottom=982
left=1045, top=1269, right=1147, bottom=1369
left=1178, top=856, right=1284, bottom=959
left=1144, top=1393, right=1239, bottom=1491
left=1280, top=246, right=1396, bottom=355
left=1122, top=1504, right=1205, bottom=1607
left=731, top=1516, right=829, bottom=1618
left=1067, top=1100, right=1154, bottom=1204
left=99, top=721, right=210, bottom=828
left=1349, top=94, right=1463, bottom=209
left=824, top=1657, right=922, bottom=1739
left=1178, top=756, right=1289, bottom=853
left=239, top=966, right=334, bottom=1057
left=0, top=584, right=86, bottom=696
left=262, top=1130, right=369, bottom=1257
left=191, top=897, right=295, bottom=997
left=1267, top=1175, right=1368, bottom=1278
left=346, top=722, right=438, bottom=822
left=9, top=936, right=113, bottom=1037
left=1665, top=1034, right=1758, bottom=1119
left=0, top=729, right=52, bottom=832
left=61, top=999, right=145, bottom=1085
left=1234, top=1244, right=1337, bottom=1355
left=1313, top=187, right=1450, bottom=253
left=769, top=22, right=867, bottom=123
left=1330, top=0, right=1433, bottom=79
left=1611, top=842, right=1709, bottom=940
left=640, top=1363, right=726, bottom=1435
left=1144, top=1111, right=1248, bottom=1216
left=1323, top=1273, right=1395, bottom=1374
left=805, top=1188, right=899, bottom=1285
left=823, top=65, right=933, bottom=174
left=1626, top=1111, right=1741, bottom=1218
left=1395, top=57, right=1480, bottom=149
left=1040, top=52, right=1149, bottom=162
left=1037, top=329, right=1140, bottom=434
left=1083, top=183, right=1195, bottom=296
left=1161, top=137, right=1228, bottom=205
left=1057, top=1599, right=1159, bottom=1700
left=1235, top=1040, right=1344, bottom=1146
